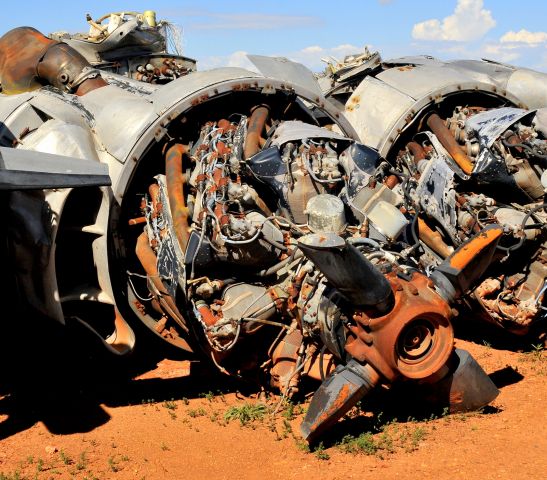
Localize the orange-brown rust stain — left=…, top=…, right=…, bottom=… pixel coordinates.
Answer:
left=427, top=113, right=474, bottom=175
left=418, top=217, right=453, bottom=258
left=448, top=227, right=503, bottom=270
left=0, top=27, right=56, bottom=94
left=165, top=143, right=191, bottom=252
left=312, top=383, right=352, bottom=427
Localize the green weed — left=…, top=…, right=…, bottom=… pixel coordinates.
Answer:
left=108, top=456, right=119, bottom=472
left=76, top=451, right=87, bottom=471
left=224, top=403, right=268, bottom=426
left=338, top=432, right=378, bottom=455
left=59, top=450, right=72, bottom=465
left=188, top=407, right=207, bottom=418
left=313, top=442, right=330, bottom=461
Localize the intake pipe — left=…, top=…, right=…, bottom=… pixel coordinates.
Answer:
left=0, top=26, right=106, bottom=96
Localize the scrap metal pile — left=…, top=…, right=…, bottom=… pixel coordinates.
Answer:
left=49, top=10, right=196, bottom=84
left=1, top=26, right=546, bottom=442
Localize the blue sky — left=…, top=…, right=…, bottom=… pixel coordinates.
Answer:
left=2, top=1, right=546, bottom=72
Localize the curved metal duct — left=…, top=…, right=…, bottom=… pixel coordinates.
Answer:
left=0, top=26, right=106, bottom=95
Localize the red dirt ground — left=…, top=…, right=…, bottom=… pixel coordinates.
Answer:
left=0, top=323, right=545, bottom=480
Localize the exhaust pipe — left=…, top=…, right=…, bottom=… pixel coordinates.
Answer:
left=243, top=105, right=270, bottom=160
left=427, top=113, right=474, bottom=175
left=164, top=143, right=191, bottom=253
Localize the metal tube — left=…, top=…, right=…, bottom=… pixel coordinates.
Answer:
left=149, top=183, right=161, bottom=217
left=165, top=143, right=191, bottom=253
left=427, top=113, right=474, bottom=175
left=257, top=249, right=304, bottom=277
left=243, top=105, right=270, bottom=159
left=407, top=141, right=426, bottom=161
left=418, top=217, right=453, bottom=258
left=135, top=232, right=190, bottom=335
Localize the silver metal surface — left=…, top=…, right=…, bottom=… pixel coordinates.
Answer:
left=367, top=200, right=409, bottom=242
left=0, top=146, right=109, bottom=189
left=338, top=55, right=547, bottom=156
left=344, top=76, right=414, bottom=151
left=465, top=107, right=535, bottom=147
left=270, top=120, right=348, bottom=147
left=78, top=84, right=156, bottom=162
left=151, top=67, right=264, bottom=115
left=20, top=119, right=99, bottom=161
left=534, top=108, right=547, bottom=137
left=248, top=54, right=324, bottom=98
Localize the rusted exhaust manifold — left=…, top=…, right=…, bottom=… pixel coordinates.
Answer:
left=164, top=143, right=191, bottom=253
left=0, top=27, right=106, bottom=95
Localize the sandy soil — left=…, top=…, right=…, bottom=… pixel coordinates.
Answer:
left=0, top=317, right=545, bottom=480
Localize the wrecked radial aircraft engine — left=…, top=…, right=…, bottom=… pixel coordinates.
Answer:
left=0, top=27, right=500, bottom=441
left=130, top=105, right=501, bottom=441
left=395, top=107, right=547, bottom=335
left=321, top=50, right=547, bottom=337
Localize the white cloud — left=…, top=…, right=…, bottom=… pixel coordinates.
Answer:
left=197, top=43, right=370, bottom=73
left=332, top=44, right=360, bottom=53
left=301, top=46, right=323, bottom=54
left=481, top=43, right=521, bottom=63
left=199, top=51, right=257, bottom=71
left=412, top=40, right=523, bottom=65
left=412, top=0, right=495, bottom=42
left=225, top=51, right=255, bottom=69
left=500, top=29, right=547, bottom=45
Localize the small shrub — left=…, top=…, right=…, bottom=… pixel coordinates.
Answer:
left=108, top=456, right=119, bottom=472
left=59, top=450, right=72, bottom=465
left=224, top=403, right=268, bottom=426
left=313, top=442, right=330, bottom=461
left=163, top=399, right=177, bottom=411
left=341, top=433, right=378, bottom=455
left=76, top=451, right=87, bottom=470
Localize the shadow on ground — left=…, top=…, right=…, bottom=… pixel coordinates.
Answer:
left=0, top=304, right=535, bottom=443
left=0, top=313, right=245, bottom=441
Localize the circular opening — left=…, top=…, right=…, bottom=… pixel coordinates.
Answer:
left=397, top=319, right=435, bottom=364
